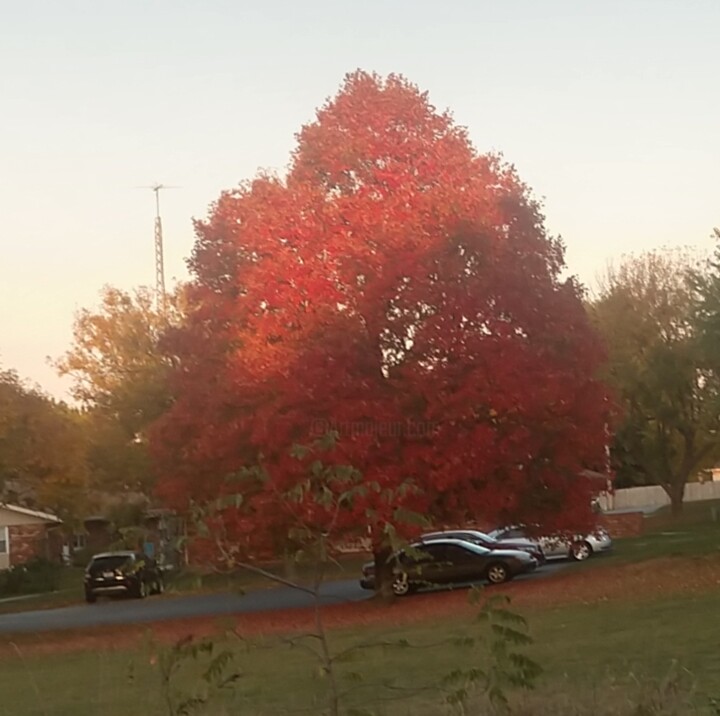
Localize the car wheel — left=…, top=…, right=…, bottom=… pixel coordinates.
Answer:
left=391, top=573, right=413, bottom=597
left=570, top=540, right=592, bottom=561
left=486, top=563, right=510, bottom=584
left=85, top=591, right=97, bottom=604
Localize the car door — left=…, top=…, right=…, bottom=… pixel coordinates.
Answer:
left=441, top=544, right=487, bottom=584
left=407, top=543, right=449, bottom=587
left=538, top=535, right=569, bottom=558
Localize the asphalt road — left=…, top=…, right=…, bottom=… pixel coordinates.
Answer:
left=0, top=562, right=570, bottom=635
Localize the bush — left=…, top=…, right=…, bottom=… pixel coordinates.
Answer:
left=0, top=557, right=64, bottom=596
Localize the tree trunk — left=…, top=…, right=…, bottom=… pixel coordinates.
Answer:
left=373, top=546, right=395, bottom=602
left=668, top=481, right=686, bottom=516
left=282, top=549, right=299, bottom=584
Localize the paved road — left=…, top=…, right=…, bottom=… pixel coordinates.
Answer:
left=0, top=562, right=569, bottom=635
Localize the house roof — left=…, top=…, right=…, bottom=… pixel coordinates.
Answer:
left=0, top=503, right=62, bottom=524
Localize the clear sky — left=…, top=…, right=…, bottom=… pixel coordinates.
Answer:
left=2, top=0, right=719, bottom=399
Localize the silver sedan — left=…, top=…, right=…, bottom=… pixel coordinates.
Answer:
left=487, top=526, right=612, bottom=561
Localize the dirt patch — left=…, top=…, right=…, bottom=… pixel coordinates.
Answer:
left=3, top=554, right=720, bottom=659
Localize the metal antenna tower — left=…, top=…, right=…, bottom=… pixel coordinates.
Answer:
left=140, top=183, right=178, bottom=311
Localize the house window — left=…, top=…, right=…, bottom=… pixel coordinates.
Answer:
left=0, top=527, right=8, bottom=554
left=72, top=533, right=87, bottom=551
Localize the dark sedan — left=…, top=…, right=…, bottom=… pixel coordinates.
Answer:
left=359, top=538, right=537, bottom=596
left=84, top=551, right=165, bottom=603
left=420, top=529, right=546, bottom=564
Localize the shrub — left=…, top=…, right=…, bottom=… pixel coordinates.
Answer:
left=0, top=557, right=63, bottom=596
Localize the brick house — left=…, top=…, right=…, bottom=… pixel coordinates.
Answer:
left=0, top=504, right=63, bottom=570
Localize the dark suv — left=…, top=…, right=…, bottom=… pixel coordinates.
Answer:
left=84, top=551, right=164, bottom=603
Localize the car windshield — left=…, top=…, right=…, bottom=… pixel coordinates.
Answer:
left=89, top=555, right=132, bottom=571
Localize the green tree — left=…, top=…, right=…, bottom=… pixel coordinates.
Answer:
left=54, top=285, right=184, bottom=496
left=590, top=247, right=720, bottom=514
left=691, top=229, right=720, bottom=366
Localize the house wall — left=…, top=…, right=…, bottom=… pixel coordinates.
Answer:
left=84, top=521, right=113, bottom=553
left=0, top=508, right=59, bottom=569
left=7, top=524, right=48, bottom=567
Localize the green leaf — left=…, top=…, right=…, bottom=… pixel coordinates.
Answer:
left=290, top=443, right=311, bottom=459
left=316, top=430, right=339, bottom=451
left=392, top=506, right=429, bottom=528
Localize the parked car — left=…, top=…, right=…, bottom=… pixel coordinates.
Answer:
left=487, top=525, right=612, bottom=561
left=84, top=551, right=165, bottom=603
left=420, top=529, right=546, bottom=564
left=359, top=538, right=538, bottom=596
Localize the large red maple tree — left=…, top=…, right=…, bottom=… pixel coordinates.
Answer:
left=151, top=71, right=611, bottom=582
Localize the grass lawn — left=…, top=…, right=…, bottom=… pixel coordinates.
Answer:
left=3, top=581, right=720, bottom=715
left=1, top=504, right=719, bottom=714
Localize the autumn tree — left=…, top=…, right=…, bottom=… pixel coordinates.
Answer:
left=55, top=285, right=184, bottom=496
left=0, top=367, right=89, bottom=521
left=152, top=71, right=611, bottom=591
left=590, top=248, right=720, bottom=514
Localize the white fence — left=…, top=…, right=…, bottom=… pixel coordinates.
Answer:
left=597, top=481, right=720, bottom=511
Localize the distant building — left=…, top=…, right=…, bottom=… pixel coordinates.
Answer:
left=0, top=504, right=63, bottom=570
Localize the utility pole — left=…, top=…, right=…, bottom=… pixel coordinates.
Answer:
left=140, top=183, right=178, bottom=311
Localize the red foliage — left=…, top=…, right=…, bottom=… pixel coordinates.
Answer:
left=151, top=71, right=611, bottom=560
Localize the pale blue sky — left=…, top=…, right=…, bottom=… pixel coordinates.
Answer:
left=2, top=0, right=719, bottom=399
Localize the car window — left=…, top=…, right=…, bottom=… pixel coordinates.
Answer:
left=399, top=546, right=432, bottom=565
left=420, top=543, right=447, bottom=561
left=504, top=528, right=526, bottom=539
left=89, top=555, right=131, bottom=571
left=443, top=545, right=475, bottom=564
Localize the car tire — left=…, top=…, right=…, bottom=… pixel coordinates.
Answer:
left=85, top=591, right=97, bottom=604
left=391, top=573, right=414, bottom=597
left=570, top=540, right=593, bottom=561
left=486, top=562, right=511, bottom=585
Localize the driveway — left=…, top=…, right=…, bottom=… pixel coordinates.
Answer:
left=0, top=562, right=569, bottom=635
